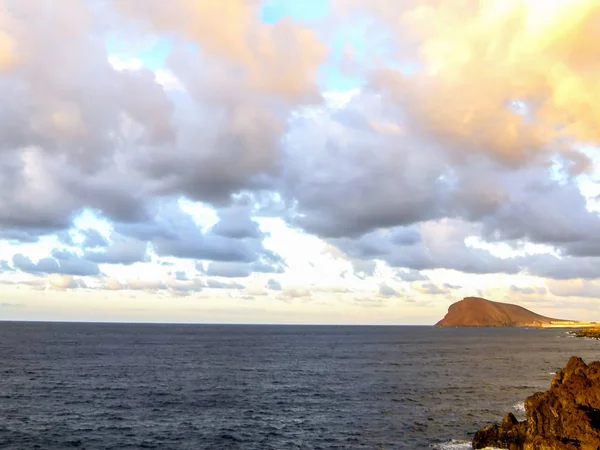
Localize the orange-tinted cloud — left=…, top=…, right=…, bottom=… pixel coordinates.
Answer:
left=114, top=0, right=327, bottom=101
left=352, top=0, right=600, bottom=167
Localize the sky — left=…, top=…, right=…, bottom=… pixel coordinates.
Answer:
left=1, top=0, right=600, bottom=324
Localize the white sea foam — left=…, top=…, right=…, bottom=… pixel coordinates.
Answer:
left=433, top=440, right=502, bottom=450
left=513, top=401, right=525, bottom=413
left=432, top=440, right=471, bottom=449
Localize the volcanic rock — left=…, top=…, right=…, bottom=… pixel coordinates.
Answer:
left=473, top=356, right=600, bottom=450
left=436, top=297, right=575, bottom=327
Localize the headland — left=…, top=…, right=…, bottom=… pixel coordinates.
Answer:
left=436, top=297, right=597, bottom=328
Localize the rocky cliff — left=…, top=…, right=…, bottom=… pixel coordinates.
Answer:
left=436, top=297, right=567, bottom=327
left=473, top=356, right=600, bottom=450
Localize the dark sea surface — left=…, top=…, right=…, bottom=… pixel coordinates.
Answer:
left=1, top=323, right=599, bottom=450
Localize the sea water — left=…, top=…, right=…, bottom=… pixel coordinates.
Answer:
left=1, top=323, right=598, bottom=449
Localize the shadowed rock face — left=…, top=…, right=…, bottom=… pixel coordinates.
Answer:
left=435, top=297, right=562, bottom=327
left=473, top=356, right=600, bottom=450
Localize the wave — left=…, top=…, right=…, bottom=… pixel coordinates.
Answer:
left=433, top=440, right=503, bottom=450
left=513, top=401, right=525, bottom=413
left=431, top=440, right=471, bottom=449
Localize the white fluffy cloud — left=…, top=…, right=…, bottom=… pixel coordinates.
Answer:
left=2, top=0, right=600, bottom=322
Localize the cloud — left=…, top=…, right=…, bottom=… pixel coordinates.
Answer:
left=313, top=285, right=351, bottom=294
left=351, top=259, right=377, bottom=279
left=206, top=262, right=251, bottom=278
left=354, top=0, right=600, bottom=166
left=210, top=203, right=263, bottom=239
left=206, top=279, right=245, bottom=290
left=353, top=297, right=386, bottom=308
left=48, top=274, right=82, bottom=291
left=12, top=251, right=100, bottom=276
left=103, top=278, right=124, bottom=290
left=266, top=278, right=282, bottom=290
left=0, top=302, right=22, bottom=308
left=547, top=279, right=600, bottom=299
left=126, top=279, right=167, bottom=291
left=166, top=278, right=205, bottom=296
left=0, top=0, right=326, bottom=244
left=114, top=0, right=327, bottom=101
left=283, top=91, right=600, bottom=261
left=396, top=269, right=428, bottom=282
left=2, top=0, right=600, bottom=317
left=335, top=220, right=523, bottom=275
left=85, top=235, right=149, bottom=265
left=414, top=282, right=449, bottom=296
left=81, top=229, right=109, bottom=248
left=378, top=283, right=398, bottom=297
left=0, top=1, right=173, bottom=236
left=117, top=200, right=281, bottom=264
left=280, top=288, right=311, bottom=299
left=172, top=270, right=188, bottom=281
left=510, top=285, right=536, bottom=295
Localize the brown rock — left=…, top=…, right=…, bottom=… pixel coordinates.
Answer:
left=436, top=297, right=571, bottom=327
left=472, top=413, right=526, bottom=450
left=473, top=356, right=600, bottom=449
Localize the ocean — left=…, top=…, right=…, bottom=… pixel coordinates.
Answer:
left=1, top=323, right=598, bottom=449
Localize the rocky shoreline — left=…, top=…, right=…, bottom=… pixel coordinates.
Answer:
left=571, top=328, right=600, bottom=339
left=472, top=356, right=600, bottom=450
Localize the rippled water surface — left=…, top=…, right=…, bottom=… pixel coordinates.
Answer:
left=1, top=323, right=599, bottom=449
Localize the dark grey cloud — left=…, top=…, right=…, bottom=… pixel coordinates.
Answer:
left=275, top=90, right=600, bottom=277
left=166, top=278, right=205, bottom=296
left=1, top=1, right=600, bottom=289
left=204, top=256, right=285, bottom=278
left=249, top=249, right=287, bottom=274
left=279, top=90, right=447, bottom=239
left=472, top=171, right=600, bottom=250
left=0, top=229, right=43, bottom=243
left=81, top=229, right=109, bottom=249
left=173, top=270, right=188, bottom=281
left=0, top=1, right=313, bottom=244
left=266, top=278, right=282, bottom=290
left=524, top=254, right=600, bottom=280
left=117, top=201, right=274, bottom=263
left=12, top=251, right=100, bottom=276
left=335, top=222, right=523, bottom=276
left=114, top=201, right=287, bottom=276
left=547, top=280, right=600, bottom=299
left=390, top=228, right=421, bottom=246
left=379, top=283, right=398, bottom=297
left=510, top=285, right=535, bottom=295
left=85, top=236, right=148, bottom=265
left=351, top=259, right=377, bottom=279
left=57, top=230, right=75, bottom=246
left=210, top=203, right=263, bottom=239
left=0, top=1, right=171, bottom=237
left=206, top=262, right=251, bottom=278
left=396, top=269, right=428, bottom=282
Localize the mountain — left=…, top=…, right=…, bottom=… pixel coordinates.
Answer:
left=435, top=297, right=589, bottom=327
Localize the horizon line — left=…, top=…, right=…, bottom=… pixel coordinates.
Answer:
left=0, top=319, right=434, bottom=326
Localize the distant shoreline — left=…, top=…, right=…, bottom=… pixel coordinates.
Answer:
left=539, top=321, right=598, bottom=329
